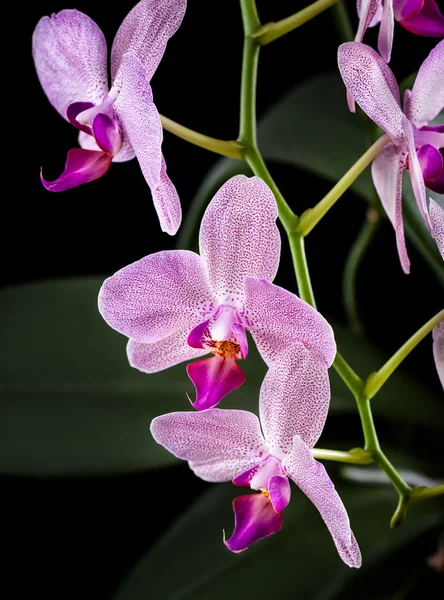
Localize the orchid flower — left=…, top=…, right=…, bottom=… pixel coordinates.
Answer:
left=32, top=0, right=186, bottom=235
left=433, top=321, right=444, bottom=389
left=338, top=41, right=444, bottom=274
left=150, top=342, right=361, bottom=567
left=98, top=175, right=336, bottom=410
left=355, top=0, right=444, bottom=63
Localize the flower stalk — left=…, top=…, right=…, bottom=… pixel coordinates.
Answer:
left=253, top=0, right=338, bottom=45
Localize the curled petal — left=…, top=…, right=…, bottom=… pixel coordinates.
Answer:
left=259, top=342, right=331, bottom=453
left=244, top=277, right=336, bottom=367
left=224, top=493, right=283, bottom=553
left=150, top=409, right=266, bottom=482
left=407, top=40, right=444, bottom=127
left=32, top=9, right=108, bottom=119
left=98, top=250, right=213, bottom=343
left=338, top=42, right=404, bottom=144
left=187, top=355, right=246, bottom=410
left=40, top=148, right=112, bottom=192
left=232, top=322, right=249, bottom=359
left=432, top=320, right=444, bottom=390
left=418, top=146, right=444, bottom=194
left=111, top=0, right=187, bottom=82
left=371, top=143, right=410, bottom=273
left=283, top=436, right=362, bottom=568
left=127, top=330, right=207, bottom=373
left=430, top=199, right=444, bottom=260
left=199, top=175, right=281, bottom=300
left=377, top=0, right=394, bottom=62
left=92, top=113, right=122, bottom=155
left=355, top=0, right=383, bottom=41
left=403, top=117, right=431, bottom=230
left=268, top=475, right=291, bottom=512
left=399, top=0, right=444, bottom=37
left=113, top=53, right=181, bottom=234
left=67, top=102, right=94, bottom=134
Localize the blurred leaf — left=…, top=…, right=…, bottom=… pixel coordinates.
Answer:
left=185, top=73, right=444, bottom=285
left=114, top=481, right=443, bottom=600
left=0, top=279, right=442, bottom=476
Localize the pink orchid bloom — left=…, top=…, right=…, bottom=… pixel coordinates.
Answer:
left=356, top=0, right=444, bottom=63
left=433, top=320, right=444, bottom=389
left=32, top=0, right=186, bottom=235
left=98, top=175, right=336, bottom=410
left=338, top=41, right=444, bottom=274
left=150, top=342, right=361, bottom=567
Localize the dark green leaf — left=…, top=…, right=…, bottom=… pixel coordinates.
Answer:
left=114, top=481, right=443, bottom=600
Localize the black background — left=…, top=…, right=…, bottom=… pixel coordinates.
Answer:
left=4, top=1, right=443, bottom=598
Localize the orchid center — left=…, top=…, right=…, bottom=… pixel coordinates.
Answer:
left=214, top=339, right=241, bottom=359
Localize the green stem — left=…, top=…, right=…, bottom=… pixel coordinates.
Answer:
left=254, top=0, right=338, bottom=45
left=410, top=485, right=444, bottom=503
left=297, top=134, right=390, bottom=236
left=287, top=232, right=316, bottom=306
left=343, top=209, right=380, bottom=334
left=312, top=447, right=373, bottom=464
left=331, top=0, right=354, bottom=42
left=333, top=352, right=364, bottom=398
left=160, top=115, right=245, bottom=159
left=365, top=309, right=444, bottom=400
left=239, top=0, right=261, bottom=146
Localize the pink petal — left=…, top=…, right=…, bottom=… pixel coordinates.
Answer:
left=32, top=10, right=108, bottom=120
left=399, top=0, right=444, bottom=36
left=430, top=199, right=444, bottom=260
left=40, top=148, right=112, bottom=192
left=268, top=475, right=291, bottom=512
left=127, top=330, right=207, bottom=373
left=283, top=436, right=362, bottom=568
left=187, top=355, right=246, bottom=410
left=371, top=142, right=410, bottom=273
left=199, top=175, right=281, bottom=300
left=150, top=409, right=267, bottom=482
left=67, top=102, right=94, bottom=134
left=92, top=113, right=122, bottom=155
left=393, top=0, right=424, bottom=20
left=110, top=0, right=187, bottom=82
left=432, top=320, right=444, bottom=389
left=407, top=40, right=444, bottom=127
left=337, top=42, right=404, bottom=145
left=232, top=322, right=249, bottom=359
left=243, top=277, right=336, bottom=367
left=403, top=117, right=432, bottom=231
left=224, top=493, right=283, bottom=553
left=355, top=0, right=383, bottom=41
left=113, top=53, right=181, bottom=235
left=378, top=0, right=394, bottom=62
left=259, top=342, right=331, bottom=452
left=98, top=250, right=213, bottom=343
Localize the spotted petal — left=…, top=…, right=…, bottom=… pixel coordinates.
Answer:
left=259, top=342, right=331, bottom=453
left=371, top=142, right=410, bottom=273
left=430, top=199, right=444, bottom=260
left=32, top=10, right=108, bottom=120
left=127, top=329, right=207, bottom=373
left=98, top=250, right=213, bottom=343
left=406, top=40, right=444, bottom=127
left=111, top=0, right=187, bottom=82
left=199, top=175, right=281, bottom=301
left=338, top=42, right=404, bottom=145
left=377, top=0, right=394, bottom=62
left=150, top=409, right=267, bottom=482
left=432, top=321, right=444, bottom=390
left=283, top=435, right=362, bottom=568
left=224, top=493, right=283, bottom=553
left=113, top=53, right=181, bottom=234
left=243, top=277, right=336, bottom=368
